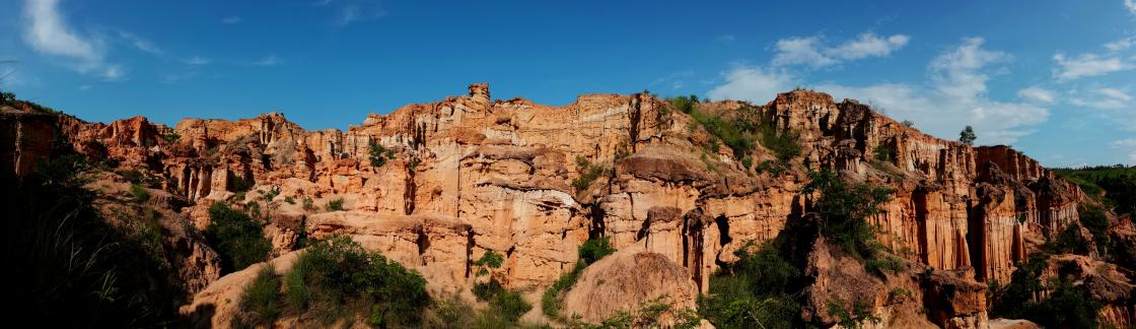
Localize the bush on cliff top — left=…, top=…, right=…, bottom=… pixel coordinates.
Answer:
left=667, top=96, right=801, bottom=169
left=206, top=202, right=271, bottom=273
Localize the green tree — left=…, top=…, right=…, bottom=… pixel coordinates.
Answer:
left=959, top=126, right=976, bottom=145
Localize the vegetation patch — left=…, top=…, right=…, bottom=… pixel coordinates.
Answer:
left=804, top=170, right=894, bottom=262
left=471, top=250, right=532, bottom=324
left=325, top=198, right=344, bottom=211
left=700, top=170, right=896, bottom=328
left=282, top=236, right=429, bottom=326
left=572, top=156, right=609, bottom=193
left=129, top=183, right=151, bottom=202
left=989, top=254, right=1103, bottom=329
left=234, top=265, right=283, bottom=327
left=577, top=298, right=701, bottom=329
left=667, top=96, right=800, bottom=173
left=206, top=203, right=271, bottom=273
left=368, top=139, right=396, bottom=168
left=542, top=237, right=617, bottom=319
left=1054, top=165, right=1135, bottom=217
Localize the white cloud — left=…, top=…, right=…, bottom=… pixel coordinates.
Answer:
left=772, top=36, right=837, bottom=68
left=772, top=33, right=909, bottom=68
left=253, top=54, right=282, bottom=66
left=184, top=56, right=210, bottom=65
left=820, top=38, right=1045, bottom=145
left=929, top=37, right=1010, bottom=101
left=1018, top=86, right=1056, bottom=104
left=1127, top=0, right=1136, bottom=16
left=222, top=16, right=242, bottom=24
left=831, top=33, right=910, bottom=60
left=1053, top=53, right=1134, bottom=80
left=706, top=66, right=794, bottom=103
left=117, top=31, right=162, bottom=55
left=1112, top=138, right=1136, bottom=164
left=1071, top=87, right=1133, bottom=109
left=319, top=0, right=386, bottom=26
left=22, top=0, right=125, bottom=80
left=1105, top=37, right=1134, bottom=52
left=23, top=0, right=99, bottom=61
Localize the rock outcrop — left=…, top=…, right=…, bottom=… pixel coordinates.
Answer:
left=4, top=84, right=1121, bottom=328
left=560, top=246, right=699, bottom=324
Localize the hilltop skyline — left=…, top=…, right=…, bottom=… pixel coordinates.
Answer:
left=2, top=0, right=1135, bottom=166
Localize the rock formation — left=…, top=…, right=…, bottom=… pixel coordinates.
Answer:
left=2, top=84, right=1127, bottom=328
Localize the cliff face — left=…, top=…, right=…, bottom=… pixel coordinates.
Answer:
left=1, top=84, right=1117, bottom=327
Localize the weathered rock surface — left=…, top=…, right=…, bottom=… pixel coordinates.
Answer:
left=4, top=84, right=1123, bottom=328
left=561, top=246, right=699, bottom=324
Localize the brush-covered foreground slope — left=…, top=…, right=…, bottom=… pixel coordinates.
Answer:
left=2, top=85, right=1133, bottom=328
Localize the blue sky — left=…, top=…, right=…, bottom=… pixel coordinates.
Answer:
left=2, top=0, right=1134, bottom=166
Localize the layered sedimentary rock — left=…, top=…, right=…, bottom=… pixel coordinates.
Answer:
left=2, top=84, right=1110, bottom=328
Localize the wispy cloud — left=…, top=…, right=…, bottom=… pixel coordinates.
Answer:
left=1126, top=0, right=1136, bottom=16
left=712, top=37, right=1047, bottom=145
left=1018, top=86, right=1056, bottom=104
left=222, top=16, right=242, bottom=24
left=23, top=0, right=98, bottom=61
left=1053, top=52, right=1134, bottom=80
left=1112, top=138, right=1136, bottom=164
left=117, top=30, right=162, bottom=55
left=1071, top=87, right=1133, bottom=110
left=772, top=32, right=909, bottom=68
left=22, top=0, right=125, bottom=80
left=184, top=56, right=210, bottom=65
left=253, top=54, right=282, bottom=66
left=315, top=0, right=386, bottom=26
left=715, top=34, right=736, bottom=43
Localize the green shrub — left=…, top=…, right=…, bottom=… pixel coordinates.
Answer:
left=284, top=236, right=429, bottom=326
left=578, top=237, right=615, bottom=265
left=368, top=139, right=395, bottom=168
left=129, top=183, right=150, bottom=202
left=205, top=203, right=271, bottom=273
left=572, top=156, right=608, bottom=192
left=235, top=265, right=283, bottom=327
left=991, top=255, right=1103, bottom=329
left=12, top=148, right=185, bottom=327
left=229, top=174, right=254, bottom=192
left=865, top=255, right=903, bottom=275
left=284, top=196, right=295, bottom=204
left=667, top=95, right=699, bottom=114
left=473, top=277, right=505, bottom=301
left=543, top=237, right=619, bottom=318
left=325, top=198, right=344, bottom=211
left=827, top=298, right=880, bottom=329
left=302, top=197, right=316, bottom=211
left=542, top=261, right=585, bottom=318
left=803, top=170, right=893, bottom=260
left=490, top=290, right=532, bottom=322
left=873, top=144, right=895, bottom=162
left=424, top=295, right=476, bottom=328
left=1046, top=226, right=1091, bottom=255
left=756, top=122, right=801, bottom=163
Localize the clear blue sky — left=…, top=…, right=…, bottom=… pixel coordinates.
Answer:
left=2, top=0, right=1134, bottom=166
